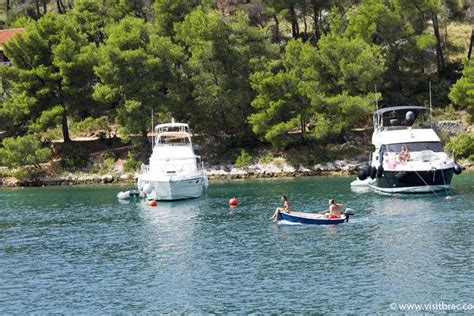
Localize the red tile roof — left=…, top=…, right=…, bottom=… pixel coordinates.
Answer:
left=0, top=28, right=26, bottom=47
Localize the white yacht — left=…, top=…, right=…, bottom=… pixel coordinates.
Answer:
left=351, top=105, right=462, bottom=193
left=137, top=121, right=208, bottom=200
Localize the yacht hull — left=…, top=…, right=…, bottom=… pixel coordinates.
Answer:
left=139, top=175, right=205, bottom=201
left=370, top=168, right=453, bottom=193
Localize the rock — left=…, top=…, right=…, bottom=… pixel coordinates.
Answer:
left=262, top=163, right=282, bottom=174
left=342, top=163, right=358, bottom=172
left=313, top=164, right=324, bottom=171
left=119, top=174, right=132, bottom=181
left=229, top=168, right=247, bottom=176
left=434, top=120, right=466, bottom=134
left=101, top=174, right=114, bottom=184
left=208, top=169, right=228, bottom=176
left=246, top=164, right=260, bottom=173
left=298, top=164, right=311, bottom=172
left=282, top=164, right=296, bottom=173
left=3, top=177, right=19, bottom=187
left=334, top=160, right=347, bottom=169
left=326, top=162, right=337, bottom=171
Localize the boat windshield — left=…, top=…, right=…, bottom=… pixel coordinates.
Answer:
left=374, top=106, right=430, bottom=130
left=156, top=125, right=189, bottom=133
left=157, top=134, right=190, bottom=145
left=382, top=142, right=444, bottom=152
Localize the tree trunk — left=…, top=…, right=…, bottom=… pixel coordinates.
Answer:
left=289, top=4, right=299, bottom=38
left=62, top=110, right=71, bottom=143
left=142, top=129, right=149, bottom=149
left=300, top=107, right=305, bottom=142
left=468, top=28, right=473, bottom=60
left=35, top=0, right=41, bottom=17
left=6, top=0, right=10, bottom=13
left=312, top=1, right=320, bottom=43
left=42, top=0, right=47, bottom=14
left=432, top=14, right=445, bottom=76
left=303, top=11, right=308, bottom=39
left=272, top=14, right=280, bottom=42
left=220, top=110, right=229, bottom=135
left=56, top=0, right=64, bottom=13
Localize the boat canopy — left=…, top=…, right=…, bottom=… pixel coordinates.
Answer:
left=373, top=106, right=430, bottom=131
left=155, top=122, right=190, bottom=134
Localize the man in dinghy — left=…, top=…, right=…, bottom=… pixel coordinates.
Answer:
left=271, top=196, right=291, bottom=221
left=327, top=199, right=344, bottom=219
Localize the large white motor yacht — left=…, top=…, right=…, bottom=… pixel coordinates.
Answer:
left=351, top=105, right=462, bottom=193
left=137, top=121, right=208, bottom=200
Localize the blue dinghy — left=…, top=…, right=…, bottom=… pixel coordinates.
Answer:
left=278, top=210, right=354, bottom=225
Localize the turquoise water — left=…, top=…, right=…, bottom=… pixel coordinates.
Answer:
left=1, top=175, right=473, bottom=313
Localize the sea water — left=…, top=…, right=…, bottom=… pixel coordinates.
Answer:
left=1, top=175, right=473, bottom=313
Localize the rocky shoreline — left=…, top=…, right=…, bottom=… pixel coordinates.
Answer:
left=1, top=158, right=472, bottom=187
left=0, top=159, right=365, bottom=187
left=205, top=159, right=363, bottom=179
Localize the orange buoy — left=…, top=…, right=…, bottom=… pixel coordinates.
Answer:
left=148, top=200, right=157, bottom=207
left=229, top=197, right=238, bottom=207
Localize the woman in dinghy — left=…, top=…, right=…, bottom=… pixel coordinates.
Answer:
left=271, top=196, right=291, bottom=221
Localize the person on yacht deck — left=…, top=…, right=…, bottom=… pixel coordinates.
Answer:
left=399, top=145, right=410, bottom=163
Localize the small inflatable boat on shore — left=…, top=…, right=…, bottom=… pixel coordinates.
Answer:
left=278, top=210, right=354, bottom=225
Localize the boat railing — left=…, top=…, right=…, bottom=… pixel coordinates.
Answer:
left=384, top=151, right=449, bottom=167
left=196, top=155, right=204, bottom=170
left=140, top=164, right=150, bottom=174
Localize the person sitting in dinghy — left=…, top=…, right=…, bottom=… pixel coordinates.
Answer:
left=327, top=199, right=344, bottom=219
left=271, top=196, right=291, bottom=221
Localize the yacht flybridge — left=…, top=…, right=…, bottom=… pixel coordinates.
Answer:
left=136, top=121, right=208, bottom=200
left=351, top=105, right=462, bottom=193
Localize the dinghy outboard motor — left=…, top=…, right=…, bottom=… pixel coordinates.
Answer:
left=344, top=209, right=355, bottom=222
left=405, top=111, right=415, bottom=127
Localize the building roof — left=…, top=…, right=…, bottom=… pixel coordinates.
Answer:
left=0, top=28, right=26, bottom=48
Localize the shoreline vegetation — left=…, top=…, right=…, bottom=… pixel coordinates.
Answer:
left=0, top=1, right=473, bottom=185
left=0, top=116, right=474, bottom=187
left=1, top=158, right=473, bottom=188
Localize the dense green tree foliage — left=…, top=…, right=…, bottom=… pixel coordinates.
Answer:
left=250, top=34, right=383, bottom=146
left=1, top=13, right=99, bottom=143
left=174, top=8, right=277, bottom=140
left=0, top=0, right=471, bottom=168
left=0, top=134, right=51, bottom=167
left=449, top=61, right=474, bottom=122
left=94, top=16, right=183, bottom=143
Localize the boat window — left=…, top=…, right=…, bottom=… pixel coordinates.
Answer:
left=381, top=109, right=428, bottom=129
left=385, top=142, right=444, bottom=152
left=156, top=126, right=190, bottom=133
left=158, top=135, right=190, bottom=144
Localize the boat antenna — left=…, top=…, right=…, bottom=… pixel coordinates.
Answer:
left=375, top=84, right=379, bottom=111
left=151, top=108, right=154, bottom=147
left=429, top=81, right=433, bottom=127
